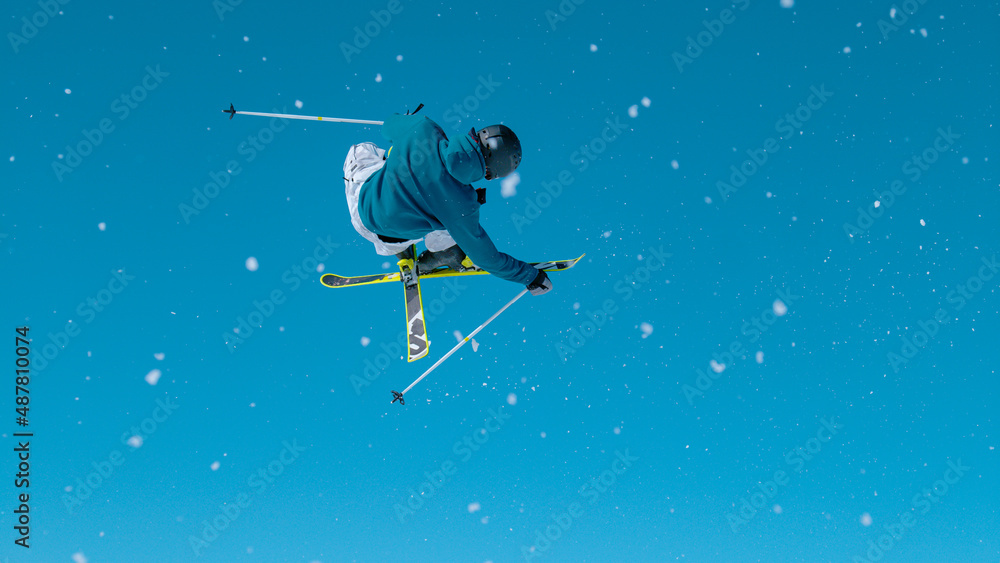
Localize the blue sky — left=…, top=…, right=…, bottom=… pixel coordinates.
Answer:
left=2, top=1, right=998, bottom=562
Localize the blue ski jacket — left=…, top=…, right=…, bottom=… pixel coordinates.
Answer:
left=358, top=113, right=537, bottom=285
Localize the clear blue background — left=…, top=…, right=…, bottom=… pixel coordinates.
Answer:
left=2, top=1, right=998, bottom=562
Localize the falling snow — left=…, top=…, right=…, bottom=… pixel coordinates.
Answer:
left=639, top=322, right=653, bottom=338
left=144, top=369, right=162, bottom=385
left=501, top=172, right=520, bottom=198
left=773, top=299, right=788, bottom=316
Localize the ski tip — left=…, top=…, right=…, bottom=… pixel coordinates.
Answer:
left=391, top=390, right=405, bottom=406
left=565, top=252, right=586, bottom=268
left=407, top=346, right=430, bottom=362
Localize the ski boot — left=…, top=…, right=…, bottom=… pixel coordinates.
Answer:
left=417, top=245, right=473, bottom=275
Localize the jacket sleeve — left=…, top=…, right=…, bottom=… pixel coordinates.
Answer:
left=380, top=113, right=421, bottom=143
left=442, top=210, right=538, bottom=285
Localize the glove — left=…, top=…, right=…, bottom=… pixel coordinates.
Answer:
left=527, top=270, right=553, bottom=296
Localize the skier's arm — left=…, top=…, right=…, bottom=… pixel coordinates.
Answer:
left=380, top=113, right=423, bottom=144
left=443, top=212, right=537, bottom=285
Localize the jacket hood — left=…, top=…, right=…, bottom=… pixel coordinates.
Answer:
left=442, top=128, right=486, bottom=185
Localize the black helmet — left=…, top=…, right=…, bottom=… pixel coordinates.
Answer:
left=477, top=124, right=521, bottom=180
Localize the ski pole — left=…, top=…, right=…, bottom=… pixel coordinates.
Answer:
left=221, top=103, right=383, bottom=125
left=391, top=288, right=530, bottom=406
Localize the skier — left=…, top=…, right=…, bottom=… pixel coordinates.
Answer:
left=342, top=111, right=552, bottom=296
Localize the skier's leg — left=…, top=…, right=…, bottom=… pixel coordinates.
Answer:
left=344, top=142, right=385, bottom=182
left=343, top=143, right=420, bottom=256
left=344, top=143, right=385, bottom=243
left=418, top=230, right=469, bottom=274
left=424, top=230, right=457, bottom=252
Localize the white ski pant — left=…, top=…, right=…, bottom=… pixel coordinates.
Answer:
left=343, top=142, right=457, bottom=256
